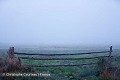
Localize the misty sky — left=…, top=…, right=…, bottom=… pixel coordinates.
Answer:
left=0, top=0, right=120, bottom=46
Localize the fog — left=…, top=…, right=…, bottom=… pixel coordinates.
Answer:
left=0, top=0, right=120, bottom=47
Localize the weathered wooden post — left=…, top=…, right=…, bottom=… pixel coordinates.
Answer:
left=8, top=47, right=14, bottom=58
left=6, top=47, right=22, bottom=72
left=108, top=46, right=112, bottom=68
left=109, top=46, right=112, bottom=57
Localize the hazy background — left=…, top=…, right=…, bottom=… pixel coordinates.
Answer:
left=0, top=0, right=120, bottom=47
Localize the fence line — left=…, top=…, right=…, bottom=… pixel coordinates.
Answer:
left=25, top=63, right=97, bottom=67
left=20, top=56, right=112, bottom=60
left=8, top=46, right=112, bottom=67
left=14, top=51, right=110, bottom=56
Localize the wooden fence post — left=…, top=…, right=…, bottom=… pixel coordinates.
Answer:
left=109, top=46, right=112, bottom=57
left=108, top=46, right=112, bottom=68
left=8, top=47, right=14, bottom=58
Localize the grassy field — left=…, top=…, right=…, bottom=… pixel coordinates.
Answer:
left=0, top=48, right=120, bottom=80
left=19, top=56, right=120, bottom=80
left=18, top=54, right=110, bottom=80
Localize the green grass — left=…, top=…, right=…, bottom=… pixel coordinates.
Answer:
left=1, top=53, right=120, bottom=80
left=19, top=54, right=120, bottom=80
left=20, top=55, right=104, bottom=80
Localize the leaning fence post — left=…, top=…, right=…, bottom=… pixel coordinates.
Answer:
left=8, top=47, right=14, bottom=58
